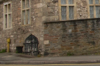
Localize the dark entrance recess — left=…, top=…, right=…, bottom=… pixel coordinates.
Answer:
left=16, top=46, right=23, bottom=53
left=23, top=34, right=39, bottom=56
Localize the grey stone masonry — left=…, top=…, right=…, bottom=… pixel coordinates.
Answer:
left=0, top=0, right=99, bottom=56
left=44, top=18, right=100, bottom=56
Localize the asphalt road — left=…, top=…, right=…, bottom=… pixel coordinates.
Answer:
left=1, top=63, right=100, bottom=66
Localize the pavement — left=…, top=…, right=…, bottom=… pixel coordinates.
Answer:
left=0, top=53, right=100, bottom=64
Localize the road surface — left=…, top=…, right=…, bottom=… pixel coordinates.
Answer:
left=1, top=63, right=100, bottom=66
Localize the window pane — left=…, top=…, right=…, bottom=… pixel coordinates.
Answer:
left=27, top=10, right=30, bottom=24
left=61, top=6, right=67, bottom=20
left=69, top=6, right=74, bottom=19
left=5, top=5, right=7, bottom=13
left=8, top=14, right=11, bottom=28
left=95, top=0, right=99, bottom=4
left=89, top=0, right=93, bottom=4
left=5, top=15, right=7, bottom=28
left=61, top=0, right=66, bottom=4
left=22, top=0, right=25, bottom=9
left=26, top=0, right=29, bottom=8
left=8, top=4, right=11, bottom=12
left=96, top=6, right=100, bottom=18
left=68, top=0, right=73, bottom=4
left=90, top=6, right=94, bottom=18
left=22, top=10, right=26, bottom=25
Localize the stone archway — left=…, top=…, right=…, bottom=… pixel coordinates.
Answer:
left=23, top=34, right=39, bottom=55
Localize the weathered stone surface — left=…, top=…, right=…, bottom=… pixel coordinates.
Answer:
left=0, top=0, right=44, bottom=53
left=44, top=19, right=100, bottom=56
left=0, top=0, right=99, bottom=56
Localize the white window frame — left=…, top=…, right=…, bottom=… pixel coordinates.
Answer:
left=59, top=0, right=76, bottom=20
left=3, top=2, right=12, bottom=29
left=88, top=0, right=100, bottom=18
left=21, top=0, right=31, bottom=25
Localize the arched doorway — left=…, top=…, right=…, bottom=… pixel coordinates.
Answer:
left=23, top=34, right=39, bottom=55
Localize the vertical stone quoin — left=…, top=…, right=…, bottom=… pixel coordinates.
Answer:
left=42, top=0, right=59, bottom=22
left=76, top=0, right=88, bottom=19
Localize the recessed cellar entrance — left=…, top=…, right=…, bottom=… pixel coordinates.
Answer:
left=16, top=46, right=23, bottom=53
left=23, top=34, right=39, bottom=55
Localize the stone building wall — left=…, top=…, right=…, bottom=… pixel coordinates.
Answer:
left=42, top=0, right=59, bottom=22
left=42, top=0, right=88, bottom=22
left=0, top=2, right=4, bottom=50
left=0, top=0, right=44, bottom=53
left=0, top=0, right=99, bottom=56
left=76, top=0, right=88, bottom=19
left=44, top=18, right=100, bottom=56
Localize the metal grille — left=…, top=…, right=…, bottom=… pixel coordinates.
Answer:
left=24, top=34, right=39, bottom=54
